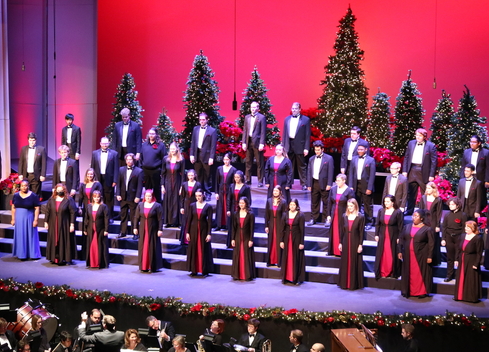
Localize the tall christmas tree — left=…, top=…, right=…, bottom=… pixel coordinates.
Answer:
left=390, top=71, right=425, bottom=157
left=181, top=50, right=222, bottom=152
left=441, top=86, right=487, bottom=189
left=237, top=67, right=280, bottom=147
left=315, top=6, right=369, bottom=137
left=366, top=89, right=391, bottom=148
left=429, top=90, right=454, bottom=152
left=104, top=73, right=144, bottom=142
left=156, top=108, right=179, bottom=149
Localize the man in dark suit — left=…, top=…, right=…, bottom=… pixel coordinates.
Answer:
left=402, top=128, right=437, bottom=215
left=91, top=137, right=119, bottom=220
left=111, top=107, right=142, bottom=166
left=459, top=135, right=489, bottom=188
left=237, top=318, right=266, bottom=352
left=0, top=317, right=17, bottom=351
left=78, top=314, right=124, bottom=352
left=382, top=161, right=408, bottom=211
left=288, top=330, right=308, bottom=352
left=457, top=164, right=484, bottom=221
left=348, top=144, right=376, bottom=228
left=52, top=331, right=73, bottom=352
left=61, top=113, right=82, bottom=162
left=190, top=113, right=217, bottom=196
left=340, top=126, right=370, bottom=175
left=283, top=102, right=311, bottom=190
left=52, top=145, right=79, bottom=197
left=72, top=309, right=102, bottom=352
left=145, top=315, right=176, bottom=352
left=307, top=140, right=334, bottom=225
left=18, top=132, right=47, bottom=196
left=242, top=101, right=267, bottom=187
left=116, top=153, right=143, bottom=239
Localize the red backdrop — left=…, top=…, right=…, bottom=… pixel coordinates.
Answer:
left=97, top=0, right=489, bottom=145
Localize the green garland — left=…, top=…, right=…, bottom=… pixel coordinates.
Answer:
left=1, top=278, right=487, bottom=331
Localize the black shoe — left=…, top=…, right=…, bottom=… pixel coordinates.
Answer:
left=133, top=235, right=139, bottom=240
left=117, top=233, right=125, bottom=238
left=444, top=277, right=452, bottom=282
left=365, top=224, right=372, bottom=231
left=307, top=219, right=316, bottom=226
left=302, top=185, right=308, bottom=191
left=257, top=183, right=263, bottom=188
left=417, top=294, right=428, bottom=299
left=109, top=219, right=114, bottom=224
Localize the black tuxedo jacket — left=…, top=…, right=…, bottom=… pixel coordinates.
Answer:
left=90, top=149, right=119, bottom=187
left=147, top=320, right=176, bottom=351
left=53, top=157, right=79, bottom=192
left=116, top=166, right=143, bottom=200
left=460, top=148, right=489, bottom=183
left=61, top=124, right=82, bottom=155
left=190, top=125, right=217, bottom=162
left=382, top=174, right=408, bottom=208
left=289, top=344, right=308, bottom=352
left=242, top=113, right=266, bottom=147
left=112, top=120, right=142, bottom=155
left=3, top=329, right=17, bottom=351
left=340, top=137, right=370, bottom=169
left=348, top=155, right=376, bottom=192
left=282, top=114, right=311, bottom=154
left=18, top=145, right=47, bottom=178
left=79, top=327, right=124, bottom=352
left=457, top=178, right=485, bottom=217
left=402, top=140, right=437, bottom=182
left=307, top=153, right=334, bottom=189
left=238, top=332, right=266, bottom=351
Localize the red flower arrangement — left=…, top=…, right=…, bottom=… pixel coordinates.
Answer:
left=300, top=107, right=323, bottom=120
left=217, top=121, right=246, bottom=159
left=436, top=151, right=451, bottom=168
left=433, top=176, right=454, bottom=202
left=370, top=148, right=404, bottom=170
left=0, top=173, right=21, bottom=195
left=35, top=282, right=44, bottom=289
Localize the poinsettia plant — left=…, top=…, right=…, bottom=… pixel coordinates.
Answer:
left=0, top=173, right=21, bottom=195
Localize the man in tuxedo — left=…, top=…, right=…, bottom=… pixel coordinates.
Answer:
left=402, top=128, right=437, bottom=215
left=382, top=161, right=408, bottom=211
left=401, top=324, right=420, bottom=352
left=242, top=102, right=266, bottom=187
left=307, top=140, right=334, bottom=225
left=237, top=319, right=266, bottom=352
left=340, top=126, right=370, bottom=175
left=72, top=309, right=102, bottom=352
left=61, top=113, right=82, bottom=162
left=52, top=145, right=79, bottom=197
left=145, top=315, right=176, bottom=352
left=78, top=314, right=124, bottom=352
left=190, top=113, right=217, bottom=197
left=18, top=132, right=47, bottom=196
left=90, top=137, right=119, bottom=220
left=116, top=153, right=143, bottom=239
left=0, top=317, right=17, bottom=351
left=310, top=344, right=325, bottom=352
left=288, top=330, right=308, bottom=352
left=460, top=135, right=489, bottom=187
left=111, top=107, right=142, bottom=166
left=52, top=331, right=72, bottom=352
left=283, top=102, right=311, bottom=190
left=457, top=164, right=484, bottom=221
left=348, top=145, right=376, bottom=228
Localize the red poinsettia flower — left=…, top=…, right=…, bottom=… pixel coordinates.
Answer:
left=191, top=304, right=202, bottom=312
left=66, top=289, right=74, bottom=297
left=34, top=282, right=44, bottom=289
left=152, top=144, right=158, bottom=149
left=243, top=314, right=250, bottom=321
left=109, top=296, right=116, bottom=303
left=149, top=303, right=161, bottom=311
left=94, top=295, right=103, bottom=303
left=454, top=218, right=461, bottom=223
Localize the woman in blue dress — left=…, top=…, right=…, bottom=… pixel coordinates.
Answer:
left=11, top=180, right=41, bottom=260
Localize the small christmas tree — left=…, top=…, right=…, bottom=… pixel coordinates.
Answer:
left=441, top=86, right=487, bottom=190
left=390, top=71, right=425, bottom=157
left=181, top=50, right=223, bottom=152
left=237, top=67, right=280, bottom=147
left=315, top=6, right=369, bottom=137
left=156, top=108, right=179, bottom=149
left=429, top=90, right=454, bottom=152
left=104, top=73, right=144, bottom=142
left=366, top=89, right=391, bottom=148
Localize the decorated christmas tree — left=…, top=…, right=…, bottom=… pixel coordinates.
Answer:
left=181, top=50, right=223, bottom=152
left=156, top=108, right=179, bottom=149
left=366, top=89, right=391, bottom=148
left=237, top=67, right=280, bottom=147
left=315, top=6, right=369, bottom=137
left=104, top=73, right=144, bottom=142
left=390, top=71, right=425, bottom=157
left=429, top=90, right=454, bottom=152
left=441, top=86, right=487, bottom=189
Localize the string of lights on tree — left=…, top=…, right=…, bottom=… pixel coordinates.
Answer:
left=156, top=108, right=179, bottom=149
left=429, top=90, right=454, bottom=153
left=366, top=90, right=391, bottom=148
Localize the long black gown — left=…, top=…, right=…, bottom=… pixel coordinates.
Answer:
left=327, top=186, right=355, bottom=256
left=214, top=165, right=237, bottom=229
left=338, top=214, right=365, bottom=290
left=161, top=157, right=184, bottom=226
left=45, top=197, right=77, bottom=264
left=78, top=181, right=103, bottom=258
left=264, top=156, right=293, bottom=202
left=226, top=184, right=252, bottom=247
left=418, top=196, right=443, bottom=266
left=179, top=181, right=202, bottom=244
left=231, top=211, right=256, bottom=280
left=264, top=198, right=287, bottom=266
left=134, top=202, right=163, bottom=272
left=281, top=212, right=306, bottom=284
left=186, top=202, right=214, bottom=275
left=84, top=203, right=109, bottom=268
left=374, top=208, right=403, bottom=279
left=454, top=234, right=483, bottom=302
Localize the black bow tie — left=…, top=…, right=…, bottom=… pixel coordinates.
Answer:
left=67, top=126, right=72, bottom=128
left=417, top=143, right=424, bottom=146
left=392, top=175, right=398, bottom=178
left=123, top=122, right=129, bottom=125
left=472, top=149, right=480, bottom=152
left=29, top=147, right=35, bottom=149
left=102, top=150, right=108, bottom=153
left=466, top=178, right=473, bottom=182
left=61, top=159, right=67, bottom=162
left=249, top=334, right=255, bottom=338
left=127, top=167, right=133, bottom=170
left=201, top=126, right=207, bottom=130
left=292, top=115, right=299, bottom=118
left=316, top=155, right=322, bottom=159
left=359, top=156, right=365, bottom=159
left=251, top=114, right=256, bottom=118
left=351, top=140, right=357, bottom=143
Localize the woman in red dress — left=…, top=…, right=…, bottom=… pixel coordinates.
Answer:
left=264, top=185, right=287, bottom=267
left=83, top=190, right=109, bottom=269
left=231, top=196, right=256, bottom=281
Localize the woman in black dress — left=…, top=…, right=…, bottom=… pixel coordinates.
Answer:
left=78, top=168, right=103, bottom=217
left=231, top=196, right=256, bottom=281
left=133, top=189, right=163, bottom=272
left=140, top=127, right=167, bottom=203
left=186, top=189, right=214, bottom=277
left=226, top=171, right=251, bottom=247
left=280, top=198, right=306, bottom=285
left=398, top=209, right=434, bottom=298
left=417, top=181, right=442, bottom=266
left=161, top=142, right=185, bottom=228
left=179, top=170, right=201, bottom=244
left=374, top=194, right=403, bottom=279
left=214, top=152, right=237, bottom=230
left=264, top=144, right=293, bottom=203
left=454, top=220, right=483, bottom=303
left=264, top=185, right=287, bottom=267
left=44, top=183, right=77, bottom=265
left=83, top=190, right=109, bottom=269
left=338, top=198, right=365, bottom=290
